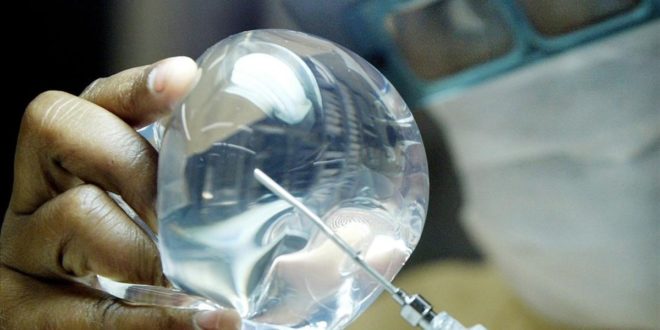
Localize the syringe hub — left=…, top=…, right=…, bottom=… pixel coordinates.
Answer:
left=398, top=293, right=437, bottom=328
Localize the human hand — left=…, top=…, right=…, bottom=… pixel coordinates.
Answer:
left=1, top=57, right=241, bottom=330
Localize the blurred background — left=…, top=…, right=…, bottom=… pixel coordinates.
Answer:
left=5, top=1, right=659, bottom=329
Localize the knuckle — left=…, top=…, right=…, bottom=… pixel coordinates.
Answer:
left=65, top=185, right=107, bottom=216
left=60, top=185, right=115, bottom=229
left=68, top=187, right=123, bottom=237
left=26, top=90, right=66, bottom=111
left=23, top=90, right=68, bottom=127
left=55, top=185, right=109, bottom=277
left=58, top=185, right=161, bottom=284
left=22, top=90, right=86, bottom=145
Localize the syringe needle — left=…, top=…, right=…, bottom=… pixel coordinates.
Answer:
left=253, top=168, right=486, bottom=330
left=253, top=168, right=399, bottom=295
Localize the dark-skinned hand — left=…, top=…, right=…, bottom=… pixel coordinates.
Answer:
left=1, top=57, right=241, bottom=330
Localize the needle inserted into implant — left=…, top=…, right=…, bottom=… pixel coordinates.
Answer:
left=253, top=168, right=485, bottom=330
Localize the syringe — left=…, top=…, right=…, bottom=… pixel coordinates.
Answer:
left=253, top=169, right=486, bottom=330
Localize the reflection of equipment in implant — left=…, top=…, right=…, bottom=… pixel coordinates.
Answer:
left=253, top=169, right=486, bottom=330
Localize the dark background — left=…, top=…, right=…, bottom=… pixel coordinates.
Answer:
left=4, top=2, right=112, bottom=214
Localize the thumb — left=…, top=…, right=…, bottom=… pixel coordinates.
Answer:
left=193, top=310, right=243, bottom=330
left=0, top=266, right=241, bottom=330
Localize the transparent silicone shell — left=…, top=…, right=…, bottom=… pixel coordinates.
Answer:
left=156, top=30, right=429, bottom=330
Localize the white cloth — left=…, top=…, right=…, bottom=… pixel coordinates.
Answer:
left=427, top=21, right=660, bottom=328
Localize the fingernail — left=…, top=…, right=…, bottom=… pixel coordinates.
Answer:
left=147, top=56, right=198, bottom=96
left=193, top=310, right=241, bottom=330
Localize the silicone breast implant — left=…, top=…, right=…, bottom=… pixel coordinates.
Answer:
left=156, top=30, right=429, bottom=330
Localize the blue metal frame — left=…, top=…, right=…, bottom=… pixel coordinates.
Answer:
left=509, top=0, right=655, bottom=52
left=347, top=0, right=659, bottom=107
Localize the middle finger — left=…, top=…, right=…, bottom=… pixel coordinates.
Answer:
left=1, top=184, right=164, bottom=285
